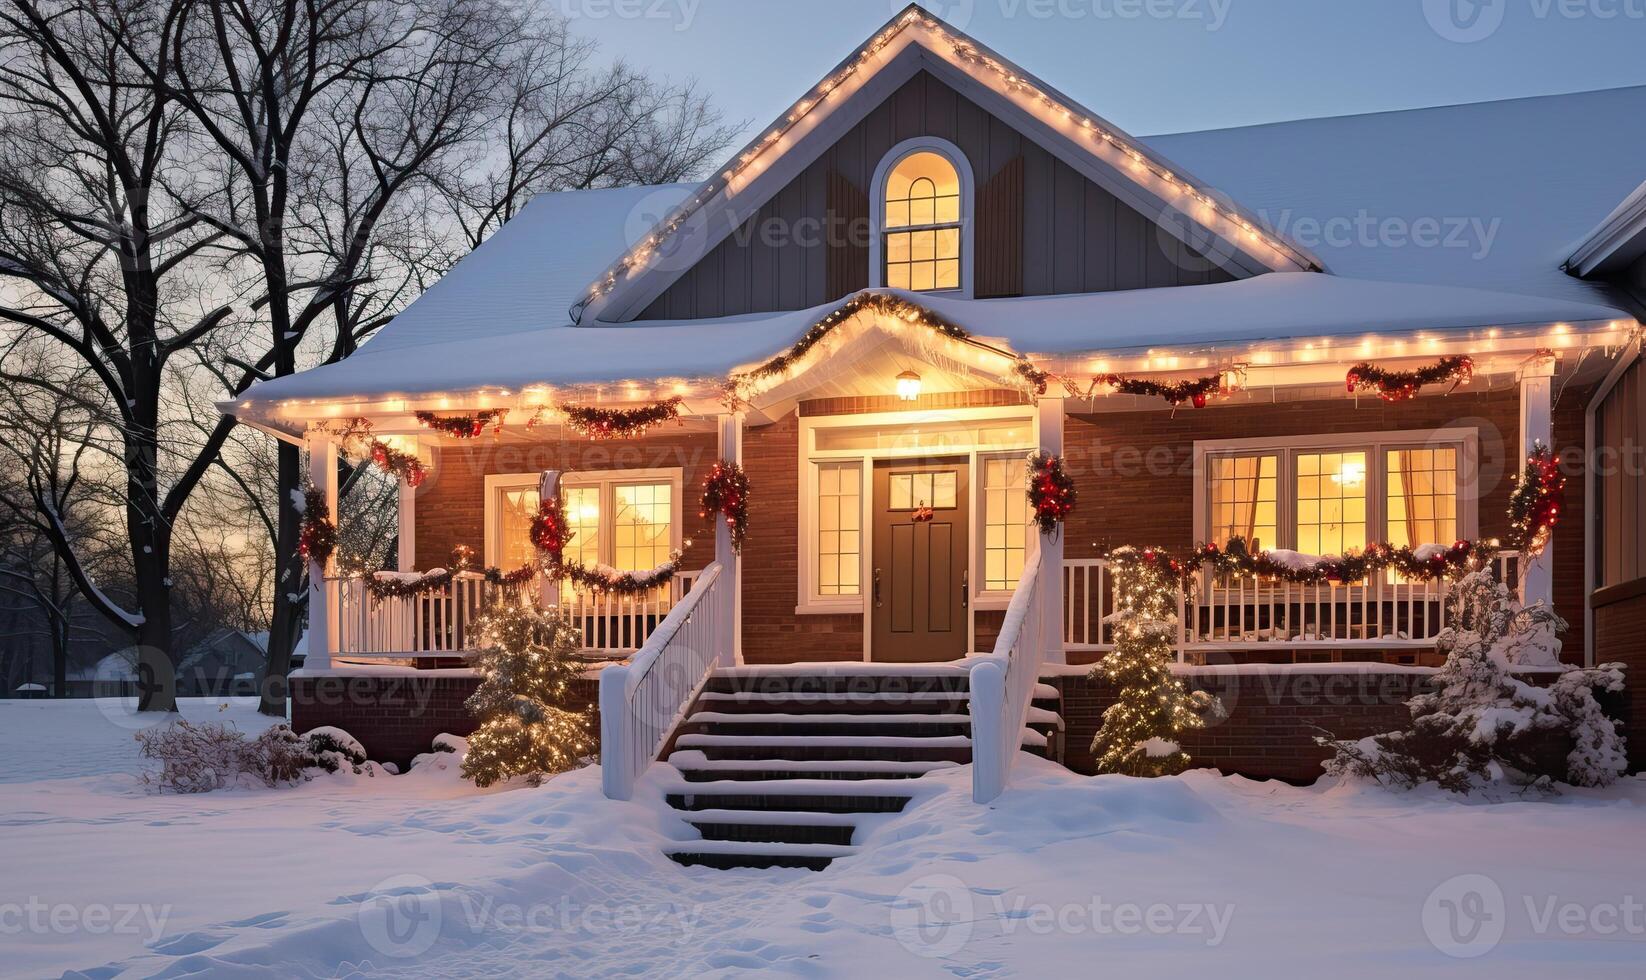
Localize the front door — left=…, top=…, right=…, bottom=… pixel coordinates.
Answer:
left=871, top=459, right=969, bottom=662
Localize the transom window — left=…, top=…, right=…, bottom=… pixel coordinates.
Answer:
left=881, top=150, right=963, bottom=293
left=1200, top=434, right=1471, bottom=559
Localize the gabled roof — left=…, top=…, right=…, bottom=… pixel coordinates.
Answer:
left=1145, top=85, right=1646, bottom=309
left=1567, top=177, right=1646, bottom=279
left=571, top=4, right=1321, bottom=324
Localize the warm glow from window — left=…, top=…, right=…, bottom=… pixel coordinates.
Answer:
left=983, top=456, right=1029, bottom=591
left=816, top=463, right=861, bottom=597
left=1296, top=452, right=1367, bottom=556
left=883, top=151, right=961, bottom=292
left=1209, top=455, right=1277, bottom=550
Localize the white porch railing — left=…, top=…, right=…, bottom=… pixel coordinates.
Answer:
left=600, top=562, right=727, bottom=801
left=329, top=570, right=701, bottom=660
left=1063, top=551, right=1522, bottom=659
left=970, top=544, right=1049, bottom=804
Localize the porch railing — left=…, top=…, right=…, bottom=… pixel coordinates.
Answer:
left=970, top=543, right=1049, bottom=804
left=1063, top=551, right=1522, bottom=659
left=600, top=561, right=726, bottom=801
left=328, top=569, right=701, bottom=660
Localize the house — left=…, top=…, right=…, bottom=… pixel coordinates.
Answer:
left=174, top=629, right=268, bottom=697
left=228, top=7, right=1643, bottom=859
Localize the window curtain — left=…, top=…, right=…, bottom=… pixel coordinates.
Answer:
left=1396, top=450, right=1437, bottom=545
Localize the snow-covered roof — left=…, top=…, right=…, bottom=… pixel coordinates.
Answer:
left=1143, top=85, right=1646, bottom=308
left=236, top=275, right=1625, bottom=406
left=361, top=183, right=696, bottom=355
left=1566, top=176, right=1646, bottom=279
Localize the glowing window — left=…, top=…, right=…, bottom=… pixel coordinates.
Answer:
left=983, top=456, right=1029, bottom=591
left=882, top=151, right=962, bottom=292
left=1209, top=455, right=1278, bottom=551
left=1295, top=451, right=1367, bottom=557
left=816, top=463, right=862, bottom=597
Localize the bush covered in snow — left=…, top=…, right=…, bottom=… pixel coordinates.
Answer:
left=1321, top=567, right=1627, bottom=793
left=137, top=721, right=375, bottom=792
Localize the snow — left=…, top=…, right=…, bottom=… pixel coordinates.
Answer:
left=234, top=276, right=1625, bottom=410
left=0, top=697, right=282, bottom=784
left=1144, top=85, right=1646, bottom=309
left=5, top=700, right=1646, bottom=976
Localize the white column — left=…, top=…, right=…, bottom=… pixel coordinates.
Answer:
left=1037, top=397, right=1067, bottom=666
left=538, top=470, right=561, bottom=611
left=717, top=413, right=744, bottom=666
left=396, top=439, right=425, bottom=572
left=1519, top=355, right=1555, bottom=608
left=306, top=432, right=339, bottom=667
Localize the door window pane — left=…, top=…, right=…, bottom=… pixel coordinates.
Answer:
left=983, top=456, right=1029, bottom=591
left=817, top=463, right=862, bottom=596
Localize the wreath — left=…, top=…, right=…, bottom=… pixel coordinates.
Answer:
left=1507, top=442, right=1564, bottom=559
left=529, top=494, right=683, bottom=596
left=296, top=486, right=338, bottom=565
left=1345, top=355, right=1473, bottom=402
left=1027, top=451, right=1076, bottom=537
left=700, top=460, right=750, bottom=553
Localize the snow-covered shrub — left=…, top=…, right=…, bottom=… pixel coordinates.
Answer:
left=137, top=722, right=375, bottom=792
left=1090, top=548, right=1223, bottom=776
left=1321, top=565, right=1627, bottom=793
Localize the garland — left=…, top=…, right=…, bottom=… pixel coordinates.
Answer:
left=1189, top=537, right=1481, bottom=585
left=558, top=396, right=683, bottom=440
left=1093, top=372, right=1225, bottom=409
left=1346, top=355, right=1473, bottom=402
left=415, top=409, right=506, bottom=438
left=325, top=419, right=428, bottom=487
left=1027, top=451, right=1076, bottom=537
left=528, top=495, right=685, bottom=596
left=700, top=460, right=750, bottom=553
left=361, top=563, right=536, bottom=600
left=296, top=486, right=338, bottom=565
left=1507, top=442, right=1564, bottom=559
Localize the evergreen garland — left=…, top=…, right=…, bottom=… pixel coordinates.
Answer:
left=1027, top=451, right=1076, bottom=537
left=1345, top=355, right=1473, bottom=402
left=461, top=602, right=593, bottom=787
left=415, top=409, right=506, bottom=438
left=1507, top=442, right=1565, bottom=559
left=1093, top=371, right=1225, bottom=409
left=295, top=487, right=337, bottom=565
left=529, top=495, right=684, bottom=595
left=558, top=396, right=684, bottom=440
left=700, top=460, right=750, bottom=553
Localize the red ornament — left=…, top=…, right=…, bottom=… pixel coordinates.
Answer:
left=1027, top=451, right=1077, bottom=538
left=701, top=460, right=751, bottom=553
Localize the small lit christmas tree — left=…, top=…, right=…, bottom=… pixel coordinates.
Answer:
left=1090, top=548, right=1222, bottom=776
left=462, top=600, right=593, bottom=787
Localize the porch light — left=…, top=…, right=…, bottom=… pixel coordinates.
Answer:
left=896, top=370, right=922, bottom=401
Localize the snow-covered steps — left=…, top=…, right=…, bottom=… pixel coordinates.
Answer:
left=661, top=667, right=985, bottom=871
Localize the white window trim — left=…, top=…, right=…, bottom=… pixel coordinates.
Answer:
left=869, top=136, right=976, bottom=299
left=1191, top=428, right=1481, bottom=552
left=795, top=406, right=1035, bottom=617
left=483, top=468, right=684, bottom=570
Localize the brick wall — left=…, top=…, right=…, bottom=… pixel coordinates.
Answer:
left=1062, top=385, right=1592, bottom=663
left=1056, top=668, right=1434, bottom=782
left=1593, top=588, right=1646, bottom=771
left=290, top=671, right=599, bottom=769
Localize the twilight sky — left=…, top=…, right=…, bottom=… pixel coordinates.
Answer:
left=562, top=0, right=1646, bottom=140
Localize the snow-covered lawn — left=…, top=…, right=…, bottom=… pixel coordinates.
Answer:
left=2, top=698, right=1643, bottom=978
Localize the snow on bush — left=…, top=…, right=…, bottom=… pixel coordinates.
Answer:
left=136, top=721, right=377, bottom=793
left=409, top=734, right=469, bottom=773
left=1321, top=566, right=1627, bottom=793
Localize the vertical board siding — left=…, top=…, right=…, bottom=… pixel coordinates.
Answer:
left=638, top=70, right=1234, bottom=321
left=1596, top=356, right=1646, bottom=589
left=826, top=170, right=871, bottom=298
left=975, top=155, right=1023, bottom=298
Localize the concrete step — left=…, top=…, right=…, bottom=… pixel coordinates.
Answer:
left=665, top=840, right=856, bottom=871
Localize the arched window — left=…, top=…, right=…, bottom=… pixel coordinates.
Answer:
left=874, top=142, right=971, bottom=294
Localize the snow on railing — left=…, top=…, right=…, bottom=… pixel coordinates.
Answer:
left=328, top=570, right=699, bottom=660
left=600, top=562, right=726, bottom=801
left=1063, top=550, right=1522, bottom=658
left=970, top=544, right=1048, bottom=804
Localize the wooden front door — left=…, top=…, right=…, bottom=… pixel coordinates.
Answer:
left=871, top=459, right=969, bottom=662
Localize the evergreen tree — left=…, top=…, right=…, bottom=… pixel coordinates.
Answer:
left=462, top=601, right=593, bottom=787
left=1090, top=548, right=1222, bottom=776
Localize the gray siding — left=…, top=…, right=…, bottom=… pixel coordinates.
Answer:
left=639, top=71, right=1235, bottom=321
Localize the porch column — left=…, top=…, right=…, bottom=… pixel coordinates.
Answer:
left=538, top=470, right=561, bottom=611
left=1037, top=396, right=1066, bottom=666
left=717, top=413, right=743, bottom=666
left=1519, top=354, right=1556, bottom=608
left=305, top=431, right=339, bottom=668
left=396, top=464, right=417, bottom=573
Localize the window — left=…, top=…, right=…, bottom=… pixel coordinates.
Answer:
left=874, top=141, right=970, bottom=295
left=816, top=463, right=862, bottom=597
left=1198, top=432, right=1473, bottom=560
left=982, top=455, right=1029, bottom=592
left=1208, top=454, right=1277, bottom=550
left=889, top=470, right=957, bottom=510
left=485, top=470, right=680, bottom=575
